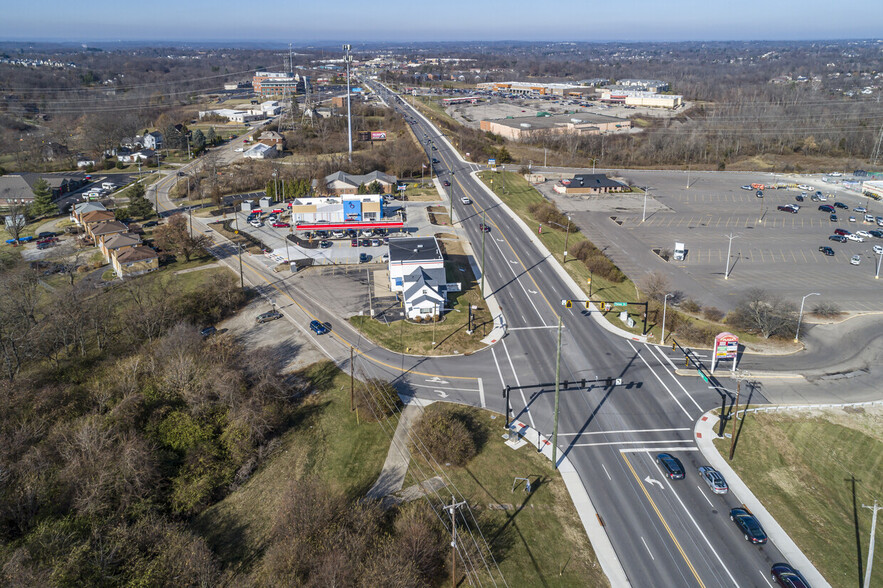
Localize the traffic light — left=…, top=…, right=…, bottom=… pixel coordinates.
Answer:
left=672, top=342, right=676, bottom=351
left=503, top=385, right=510, bottom=398
left=585, top=301, right=592, bottom=309
left=565, top=300, right=573, bottom=308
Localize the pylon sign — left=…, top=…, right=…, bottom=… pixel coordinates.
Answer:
left=711, top=332, right=739, bottom=374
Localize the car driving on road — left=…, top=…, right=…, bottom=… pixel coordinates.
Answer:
left=770, top=563, right=810, bottom=587
left=697, top=466, right=728, bottom=494
left=656, top=453, right=685, bottom=480
left=309, top=320, right=330, bottom=335
left=460, top=197, right=472, bottom=205
left=730, top=507, right=768, bottom=544
left=478, top=223, right=491, bottom=233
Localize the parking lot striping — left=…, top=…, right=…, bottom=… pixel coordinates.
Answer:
left=628, top=341, right=693, bottom=420
left=556, top=427, right=691, bottom=437
left=641, top=536, right=655, bottom=561
left=573, top=439, right=694, bottom=448
left=601, top=463, right=612, bottom=481
left=502, top=338, right=535, bottom=428
left=620, top=453, right=705, bottom=588
left=652, top=461, right=742, bottom=588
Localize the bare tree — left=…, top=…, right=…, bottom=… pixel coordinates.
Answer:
left=4, top=203, right=29, bottom=242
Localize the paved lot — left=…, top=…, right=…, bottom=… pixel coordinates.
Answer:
left=545, top=169, right=883, bottom=312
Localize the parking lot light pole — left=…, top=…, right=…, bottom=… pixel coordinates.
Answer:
left=661, top=293, right=673, bottom=344
left=642, top=188, right=649, bottom=223
left=876, top=251, right=883, bottom=279
left=794, top=292, right=820, bottom=342
left=724, top=233, right=739, bottom=279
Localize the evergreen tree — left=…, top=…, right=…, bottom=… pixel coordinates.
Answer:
left=206, top=127, right=217, bottom=146
left=126, top=182, right=154, bottom=218
left=191, top=129, right=206, bottom=153
left=30, top=178, right=57, bottom=217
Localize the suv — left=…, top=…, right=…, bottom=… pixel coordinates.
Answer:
left=656, top=453, right=685, bottom=480
left=834, top=228, right=850, bottom=236
left=819, top=246, right=835, bottom=256
left=256, top=310, right=283, bottom=323
left=834, top=202, right=849, bottom=209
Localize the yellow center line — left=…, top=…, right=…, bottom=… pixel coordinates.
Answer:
left=620, top=453, right=705, bottom=588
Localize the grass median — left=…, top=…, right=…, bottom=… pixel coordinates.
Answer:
left=713, top=407, right=883, bottom=586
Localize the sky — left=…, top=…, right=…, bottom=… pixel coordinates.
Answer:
left=1, top=0, right=881, bottom=43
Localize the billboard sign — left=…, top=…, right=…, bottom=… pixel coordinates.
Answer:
left=370, top=131, right=387, bottom=141
left=488, top=158, right=496, bottom=165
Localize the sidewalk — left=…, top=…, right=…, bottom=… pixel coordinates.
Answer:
left=365, top=401, right=423, bottom=500
left=693, top=411, right=831, bottom=588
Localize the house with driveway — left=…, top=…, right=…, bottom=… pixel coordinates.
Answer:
left=324, top=170, right=397, bottom=195
left=387, top=236, right=460, bottom=319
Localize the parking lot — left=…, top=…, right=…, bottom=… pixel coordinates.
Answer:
left=548, top=170, right=883, bottom=312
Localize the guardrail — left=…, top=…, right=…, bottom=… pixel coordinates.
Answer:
left=737, top=399, right=883, bottom=419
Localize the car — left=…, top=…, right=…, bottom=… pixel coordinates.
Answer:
left=319, top=240, right=332, bottom=248
left=431, top=158, right=439, bottom=164
left=37, top=231, right=56, bottom=239
left=697, top=466, right=728, bottom=494
left=830, top=214, right=838, bottom=222
left=854, top=206, right=867, bottom=213
left=359, top=253, right=370, bottom=263
left=795, top=194, right=805, bottom=202
left=256, top=310, right=283, bottom=323
left=360, top=238, right=371, bottom=247
left=810, top=194, right=821, bottom=202
left=874, top=245, right=883, bottom=255
left=309, top=320, right=329, bottom=335
left=267, top=214, right=278, bottom=222
left=443, top=180, right=451, bottom=186
left=272, top=221, right=290, bottom=228
left=818, top=205, right=835, bottom=213
left=770, top=563, right=810, bottom=588
left=740, top=185, right=752, bottom=190
left=371, top=238, right=382, bottom=247
left=829, top=235, right=847, bottom=243
left=819, top=246, right=835, bottom=256
left=756, top=190, right=764, bottom=198
left=351, top=238, right=358, bottom=247
left=856, top=230, right=872, bottom=238
left=849, top=216, right=857, bottom=222
left=834, top=202, right=849, bottom=209
left=730, top=508, right=768, bottom=544
left=200, top=326, right=216, bottom=338
left=871, top=230, right=883, bottom=239
left=798, top=184, right=811, bottom=190
left=478, top=223, right=491, bottom=233
left=850, top=255, right=861, bottom=265
left=846, top=234, right=864, bottom=242
left=656, top=453, right=685, bottom=479
left=829, top=171, right=842, bottom=177
left=143, top=220, right=158, bottom=228
left=834, top=228, right=850, bottom=236
left=234, top=147, right=244, bottom=152
left=331, top=230, right=345, bottom=238
left=249, top=219, right=263, bottom=227
left=777, top=205, right=797, bottom=213
left=866, top=214, right=876, bottom=223
left=460, top=196, right=472, bottom=205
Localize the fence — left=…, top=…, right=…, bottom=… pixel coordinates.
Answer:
left=737, top=399, right=883, bottom=419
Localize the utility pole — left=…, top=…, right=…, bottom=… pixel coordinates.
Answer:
left=449, top=169, right=455, bottom=225
left=480, top=209, right=487, bottom=298
left=863, top=500, right=881, bottom=588
left=661, top=292, right=672, bottom=344
left=729, top=376, right=742, bottom=460
left=563, top=213, right=571, bottom=261
left=846, top=475, right=864, bottom=587
left=551, top=315, right=563, bottom=469
left=724, top=233, right=739, bottom=279
left=350, top=346, right=355, bottom=412
left=444, top=495, right=467, bottom=588
left=237, top=244, right=244, bottom=289
left=343, top=44, right=353, bottom=163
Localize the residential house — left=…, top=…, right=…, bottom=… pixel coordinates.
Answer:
left=80, top=210, right=116, bottom=236
left=324, top=170, right=397, bottom=195
left=77, top=155, right=97, bottom=168
left=553, top=174, right=628, bottom=195
left=71, top=201, right=108, bottom=225
left=117, top=149, right=155, bottom=164
left=112, top=245, right=159, bottom=278
left=0, top=174, right=36, bottom=206
left=258, top=130, right=284, bottom=147
left=142, top=131, right=163, bottom=150
left=100, top=232, right=141, bottom=261
left=243, top=143, right=277, bottom=159
left=401, top=267, right=446, bottom=319
left=387, top=236, right=458, bottom=320
left=87, top=220, right=128, bottom=244
left=0, top=172, right=87, bottom=206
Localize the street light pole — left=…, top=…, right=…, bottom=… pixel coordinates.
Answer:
left=563, top=213, right=571, bottom=262
left=480, top=209, right=486, bottom=297
left=343, top=44, right=353, bottom=163
left=876, top=251, right=883, bottom=279
left=642, top=188, right=649, bottom=223
left=794, top=292, right=820, bottom=342
left=237, top=244, right=244, bottom=289
left=661, top=292, right=673, bottom=344
left=724, top=233, right=739, bottom=279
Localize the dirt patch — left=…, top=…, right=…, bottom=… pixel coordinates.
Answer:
left=426, top=206, right=451, bottom=226
left=209, top=220, right=265, bottom=254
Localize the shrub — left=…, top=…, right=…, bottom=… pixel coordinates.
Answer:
left=675, top=319, right=718, bottom=346
left=528, top=201, right=571, bottom=229
left=702, top=306, right=724, bottom=322
left=355, top=378, right=401, bottom=422
left=680, top=299, right=702, bottom=313
left=811, top=301, right=841, bottom=317
left=412, top=404, right=482, bottom=466
left=570, top=240, right=595, bottom=262
left=729, top=288, right=796, bottom=338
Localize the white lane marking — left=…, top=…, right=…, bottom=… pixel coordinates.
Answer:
left=425, top=376, right=449, bottom=384
left=527, top=289, right=538, bottom=294
left=627, top=341, right=693, bottom=420
left=477, top=377, right=486, bottom=408
left=697, top=486, right=715, bottom=507
left=759, top=570, right=774, bottom=587
left=601, top=463, right=612, bottom=481
left=408, top=383, right=478, bottom=392
left=620, top=447, right=700, bottom=453
left=651, top=462, right=741, bottom=587
left=645, top=476, right=664, bottom=489
left=574, top=439, right=695, bottom=447
left=641, top=536, right=655, bottom=560
left=658, top=347, right=680, bottom=370
left=556, top=427, right=690, bottom=437
left=503, top=338, right=535, bottom=428
left=645, top=345, right=703, bottom=411
left=507, top=326, right=561, bottom=331
left=489, top=232, right=547, bottom=327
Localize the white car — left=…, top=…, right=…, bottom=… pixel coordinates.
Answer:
left=829, top=172, right=842, bottom=177
left=855, top=231, right=872, bottom=238
left=249, top=219, right=263, bottom=228
left=849, top=216, right=856, bottom=222
left=234, top=147, right=244, bottom=152
left=874, top=245, right=883, bottom=255
left=850, top=255, right=861, bottom=265
left=798, top=184, right=811, bottom=190
left=460, top=197, right=472, bottom=205
left=854, top=206, right=867, bottom=213
left=847, top=234, right=864, bottom=242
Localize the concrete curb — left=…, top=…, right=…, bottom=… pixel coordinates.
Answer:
left=675, top=368, right=806, bottom=380
left=468, top=170, right=646, bottom=343
left=505, top=419, right=630, bottom=587
left=693, top=411, right=831, bottom=588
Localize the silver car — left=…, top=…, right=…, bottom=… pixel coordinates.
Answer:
left=698, top=466, right=728, bottom=494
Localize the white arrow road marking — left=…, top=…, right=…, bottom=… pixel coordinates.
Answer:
left=435, top=390, right=449, bottom=398
left=644, top=476, right=664, bottom=489
left=527, top=289, right=538, bottom=294
left=509, top=260, right=518, bottom=264
left=425, top=377, right=449, bottom=384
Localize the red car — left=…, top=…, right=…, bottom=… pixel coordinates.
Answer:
left=271, top=222, right=290, bottom=228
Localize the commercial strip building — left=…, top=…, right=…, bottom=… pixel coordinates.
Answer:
left=553, top=174, right=629, bottom=194
left=251, top=71, right=310, bottom=98
left=387, top=236, right=460, bottom=320
left=479, top=112, right=631, bottom=140
left=289, top=194, right=385, bottom=224
left=476, top=81, right=595, bottom=97
left=599, top=89, right=683, bottom=109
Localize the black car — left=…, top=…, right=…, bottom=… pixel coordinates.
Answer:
left=869, top=230, right=883, bottom=239
left=359, top=253, right=370, bottom=263
left=819, top=246, right=835, bottom=256
left=319, top=240, right=332, bottom=248
left=770, top=563, right=811, bottom=587
left=37, top=231, right=56, bottom=239
left=431, top=158, right=439, bottom=164
left=200, top=326, right=216, bottom=338
left=730, top=508, right=768, bottom=544
left=828, top=235, right=847, bottom=243
left=818, top=205, right=835, bottom=213
left=755, top=190, right=764, bottom=198
left=656, top=453, right=685, bottom=480
left=256, top=310, right=283, bottom=324
left=795, top=194, right=804, bottom=202
left=830, top=214, right=838, bottom=222
left=833, top=201, right=848, bottom=209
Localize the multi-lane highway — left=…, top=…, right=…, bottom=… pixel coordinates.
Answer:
left=153, top=86, right=816, bottom=587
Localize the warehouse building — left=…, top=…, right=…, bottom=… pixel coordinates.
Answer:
left=479, top=112, right=630, bottom=140
left=616, top=79, right=670, bottom=93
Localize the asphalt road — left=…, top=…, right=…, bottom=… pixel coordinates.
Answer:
left=147, top=90, right=837, bottom=587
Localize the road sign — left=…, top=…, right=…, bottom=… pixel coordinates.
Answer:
left=698, top=370, right=709, bottom=383
left=488, top=158, right=496, bottom=165
left=613, top=302, right=627, bottom=306
left=586, top=278, right=592, bottom=284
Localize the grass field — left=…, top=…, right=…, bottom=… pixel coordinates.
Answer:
left=713, top=407, right=883, bottom=587
left=193, top=360, right=389, bottom=576
left=408, top=404, right=608, bottom=587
